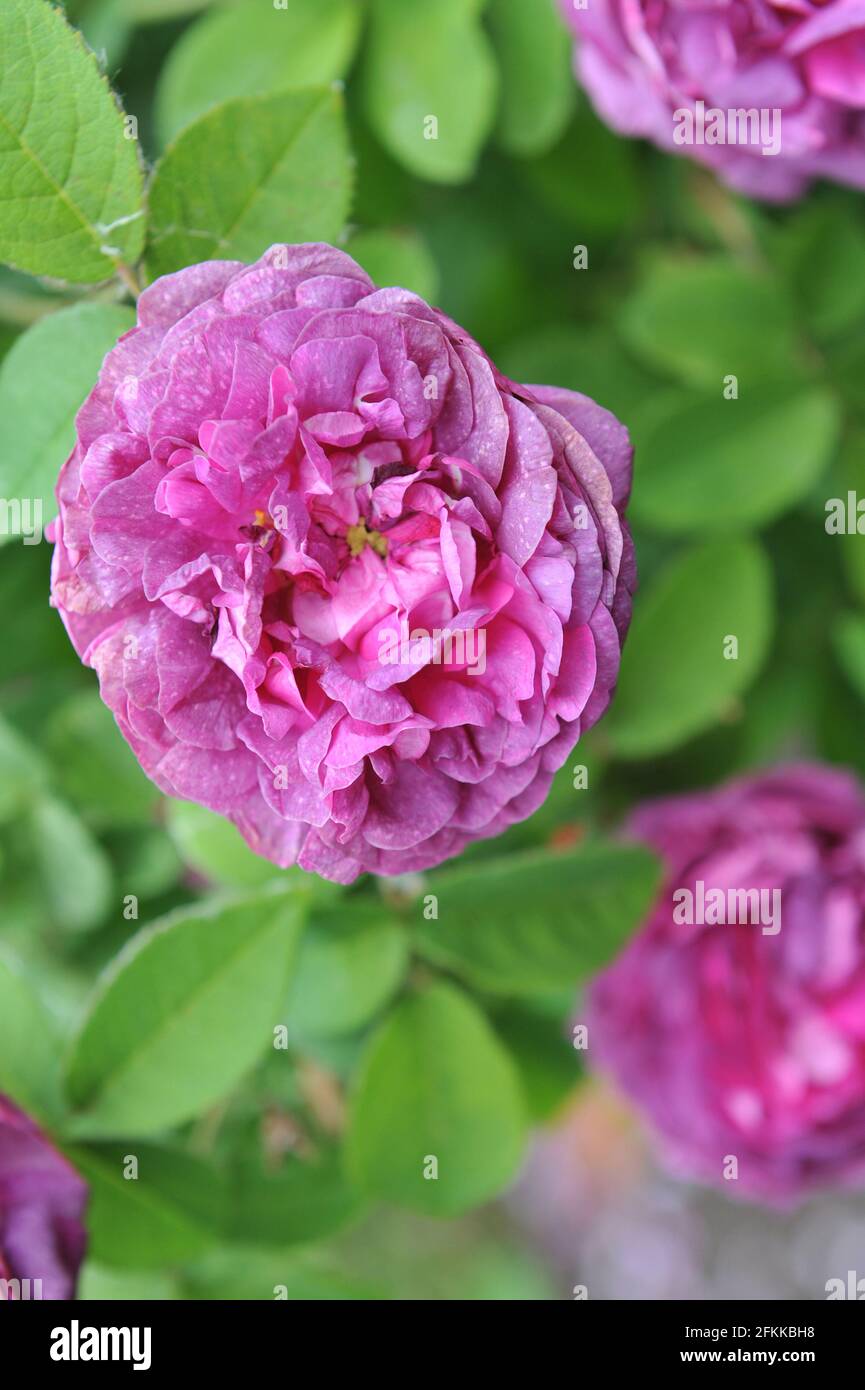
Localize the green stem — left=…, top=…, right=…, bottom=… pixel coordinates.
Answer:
left=115, top=261, right=142, bottom=301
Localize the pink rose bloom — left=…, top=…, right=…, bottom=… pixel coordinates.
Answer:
left=561, top=0, right=865, bottom=199
left=587, top=764, right=865, bottom=1203
left=50, top=245, right=634, bottom=883
left=0, top=1095, right=88, bottom=1300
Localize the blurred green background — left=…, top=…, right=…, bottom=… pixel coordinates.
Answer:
left=1, top=0, right=864, bottom=1299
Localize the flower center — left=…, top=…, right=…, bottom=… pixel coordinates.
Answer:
left=346, top=520, right=388, bottom=559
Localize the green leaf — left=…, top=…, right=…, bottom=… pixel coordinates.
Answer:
left=181, top=1245, right=383, bottom=1300
left=346, top=982, right=527, bottom=1215
left=0, top=302, right=134, bottom=544
left=109, top=827, right=182, bottom=901
left=165, top=798, right=333, bottom=901
left=488, top=0, right=574, bottom=157
left=828, top=331, right=865, bottom=423
left=521, top=103, right=639, bottom=238
left=609, top=538, right=774, bottom=758
left=619, top=256, right=803, bottom=388
left=0, top=952, right=61, bottom=1119
left=0, top=0, right=144, bottom=282
left=165, top=799, right=282, bottom=889
left=345, top=228, right=439, bottom=302
left=418, top=203, right=535, bottom=347
left=499, top=324, right=656, bottom=423
left=45, top=691, right=159, bottom=828
left=817, top=651, right=865, bottom=782
left=145, top=87, right=352, bottom=278
left=75, top=0, right=132, bottom=73
left=415, top=843, right=661, bottom=992
left=833, top=612, right=865, bottom=704
left=0, top=264, right=76, bottom=330
left=283, top=899, right=409, bottom=1041
left=491, top=1001, right=580, bottom=1122
left=0, top=324, right=19, bottom=361
left=123, top=0, right=224, bottom=18
left=228, top=1150, right=363, bottom=1247
left=363, top=0, right=497, bottom=183
left=69, top=1143, right=227, bottom=1268
left=732, top=662, right=815, bottom=773
left=777, top=200, right=865, bottom=341
left=0, top=542, right=84, bottom=702
left=156, top=0, right=362, bottom=145
left=0, top=711, right=50, bottom=818
left=631, top=385, right=840, bottom=534
left=838, top=429, right=865, bottom=604
left=30, top=795, right=112, bottom=932
left=78, top=1264, right=180, bottom=1300
left=64, top=889, right=305, bottom=1136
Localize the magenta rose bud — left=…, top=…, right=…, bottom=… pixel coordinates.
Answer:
left=50, top=244, right=634, bottom=883
left=0, top=1095, right=88, bottom=1300
left=587, top=764, right=865, bottom=1204
left=560, top=0, right=865, bottom=201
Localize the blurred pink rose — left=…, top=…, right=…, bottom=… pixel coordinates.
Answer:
left=0, top=1095, right=87, bottom=1300
left=587, top=764, right=865, bottom=1203
left=50, top=245, right=634, bottom=883
left=561, top=0, right=865, bottom=199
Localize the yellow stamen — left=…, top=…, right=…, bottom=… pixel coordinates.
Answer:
left=346, top=520, right=388, bottom=558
